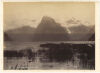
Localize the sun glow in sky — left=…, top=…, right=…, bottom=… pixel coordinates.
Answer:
left=4, top=2, right=95, bottom=30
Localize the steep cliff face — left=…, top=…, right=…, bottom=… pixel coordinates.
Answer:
left=4, top=33, right=12, bottom=41
left=33, top=16, right=69, bottom=41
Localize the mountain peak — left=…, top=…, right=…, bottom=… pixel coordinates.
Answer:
left=42, top=16, right=54, bottom=20
left=33, top=16, right=69, bottom=41
left=40, top=16, right=55, bottom=24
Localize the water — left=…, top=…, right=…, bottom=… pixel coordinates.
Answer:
left=4, top=41, right=95, bottom=70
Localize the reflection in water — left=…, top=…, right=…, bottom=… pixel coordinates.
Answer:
left=4, top=42, right=95, bottom=70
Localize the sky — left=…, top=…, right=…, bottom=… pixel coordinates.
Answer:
left=4, top=2, right=95, bottom=30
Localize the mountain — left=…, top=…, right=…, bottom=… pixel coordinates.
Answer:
left=33, top=16, right=69, bottom=41
left=4, top=32, right=12, bottom=41
left=5, top=26, right=35, bottom=41
left=6, top=26, right=35, bottom=34
left=67, top=18, right=95, bottom=41
left=68, top=25, right=94, bottom=41
left=4, top=17, right=95, bottom=42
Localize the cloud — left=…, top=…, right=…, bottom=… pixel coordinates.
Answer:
left=4, top=2, right=95, bottom=30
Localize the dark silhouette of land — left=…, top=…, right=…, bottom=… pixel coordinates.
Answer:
left=4, top=33, right=12, bottom=41
left=33, top=16, right=69, bottom=41
left=4, top=16, right=95, bottom=41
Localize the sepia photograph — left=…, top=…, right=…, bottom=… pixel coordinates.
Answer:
left=3, top=2, right=95, bottom=70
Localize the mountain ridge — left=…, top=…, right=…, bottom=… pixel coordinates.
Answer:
left=4, top=16, right=95, bottom=41
left=33, top=16, right=69, bottom=41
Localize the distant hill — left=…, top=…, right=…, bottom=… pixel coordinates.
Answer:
left=33, top=16, right=69, bottom=41
left=68, top=25, right=94, bottom=41
left=5, top=26, right=35, bottom=41
left=6, top=26, right=35, bottom=34
left=66, top=18, right=95, bottom=41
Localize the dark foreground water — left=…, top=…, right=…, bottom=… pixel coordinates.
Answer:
left=4, top=41, right=95, bottom=70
